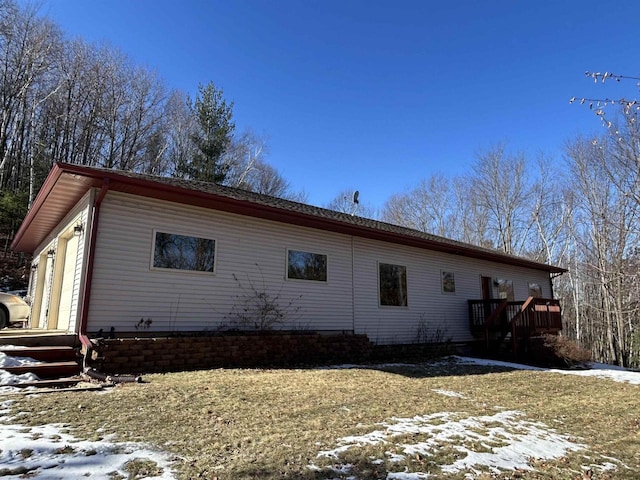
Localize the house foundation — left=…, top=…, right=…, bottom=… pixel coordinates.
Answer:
left=88, top=332, right=373, bottom=374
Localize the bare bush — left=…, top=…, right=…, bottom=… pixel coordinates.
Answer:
left=226, top=265, right=302, bottom=331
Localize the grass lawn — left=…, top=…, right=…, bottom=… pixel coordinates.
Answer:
left=2, top=358, right=639, bottom=479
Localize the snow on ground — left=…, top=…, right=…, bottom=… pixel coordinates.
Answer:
left=0, top=399, right=177, bottom=479
left=0, top=351, right=40, bottom=368
left=431, top=389, right=466, bottom=398
left=315, top=410, right=586, bottom=479
left=0, top=351, right=41, bottom=393
left=0, top=354, right=635, bottom=479
left=311, top=356, right=636, bottom=479
left=452, top=356, right=640, bottom=385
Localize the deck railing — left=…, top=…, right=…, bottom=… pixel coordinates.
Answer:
left=468, top=299, right=525, bottom=335
left=468, top=297, right=562, bottom=354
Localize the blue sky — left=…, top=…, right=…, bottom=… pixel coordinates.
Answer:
left=39, top=0, right=638, bottom=209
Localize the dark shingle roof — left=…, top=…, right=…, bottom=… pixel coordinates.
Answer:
left=13, top=162, right=566, bottom=274
left=88, top=166, right=565, bottom=273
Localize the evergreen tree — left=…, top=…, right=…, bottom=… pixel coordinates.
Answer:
left=178, top=82, right=235, bottom=183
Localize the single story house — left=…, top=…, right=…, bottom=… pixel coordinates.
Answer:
left=11, top=163, right=565, bottom=368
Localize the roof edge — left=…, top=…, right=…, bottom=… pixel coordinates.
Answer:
left=11, top=163, right=64, bottom=252
left=13, top=163, right=568, bottom=274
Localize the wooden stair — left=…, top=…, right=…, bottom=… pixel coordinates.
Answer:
left=1, top=345, right=83, bottom=384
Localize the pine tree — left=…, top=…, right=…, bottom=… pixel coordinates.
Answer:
left=178, top=82, right=235, bottom=183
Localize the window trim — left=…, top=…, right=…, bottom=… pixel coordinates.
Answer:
left=441, top=270, right=456, bottom=294
left=150, top=229, right=218, bottom=275
left=495, top=278, right=514, bottom=301
left=285, top=248, right=328, bottom=283
left=378, top=261, right=408, bottom=308
left=528, top=282, right=542, bottom=298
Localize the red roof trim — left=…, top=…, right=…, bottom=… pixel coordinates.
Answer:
left=10, top=164, right=64, bottom=251
left=14, top=163, right=567, bottom=273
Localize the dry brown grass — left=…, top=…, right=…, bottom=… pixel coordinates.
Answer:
left=2, top=359, right=639, bottom=479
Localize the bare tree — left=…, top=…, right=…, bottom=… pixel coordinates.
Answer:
left=470, top=145, right=536, bottom=255
left=224, top=131, right=306, bottom=201
left=327, top=188, right=376, bottom=218
left=564, top=134, right=640, bottom=367
left=381, top=174, right=456, bottom=237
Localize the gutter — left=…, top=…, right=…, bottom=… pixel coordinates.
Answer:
left=78, top=178, right=110, bottom=350
left=10, top=164, right=64, bottom=251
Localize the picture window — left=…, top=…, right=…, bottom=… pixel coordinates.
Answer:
left=287, top=250, right=327, bottom=282
left=152, top=231, right=216, bottom=273
left=379, top=263, right=408, bottom=306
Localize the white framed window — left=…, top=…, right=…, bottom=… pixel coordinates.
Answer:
left=379, top=262, right=408, bottom=307
left=151, top=230, right=216, bottom=273
left=441, top=270, right=456, bottom=294
left=286, top=249, right=327, bottom=282
left=496, top=278, right=514, bottom=301
left=528, top=282, right=542, bottom=298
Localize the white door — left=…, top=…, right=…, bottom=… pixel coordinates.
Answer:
left=38, top=257, right=54, bottom=329
left=56, top=234, right=78, bottom=331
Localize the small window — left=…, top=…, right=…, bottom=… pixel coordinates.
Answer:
left=379, top=263, right=408, bottom=306
left=152, top=231, right=216, bottom=273
left=287, top=250, right=327, bottom=281
left=441, top=271, right=455, bottom=294
left=496, top=279, right=514, bottom=301
left=528, top=282, right=542, bottom=298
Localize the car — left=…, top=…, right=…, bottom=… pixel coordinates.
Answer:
left=0, top=292, right=30, bottom=329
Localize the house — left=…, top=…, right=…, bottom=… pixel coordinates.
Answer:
left=11, top=163, right=565, bottom=370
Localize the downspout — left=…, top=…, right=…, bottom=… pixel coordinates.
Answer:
left=78, top=179, right=110, bottom=350
left=351, top=235, right=355, bottom=334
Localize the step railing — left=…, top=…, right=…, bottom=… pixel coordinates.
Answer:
left=469, top=297, right=562, bottom=355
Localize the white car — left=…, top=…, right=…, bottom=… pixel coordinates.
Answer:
left=0, top=292, right=30, bottom=329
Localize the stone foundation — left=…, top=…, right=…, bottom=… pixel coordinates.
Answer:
left=89, top=332, right=373, bottom=374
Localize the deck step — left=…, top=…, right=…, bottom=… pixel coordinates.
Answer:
left=0, top=345, right=79, bottom=362
left=3, top=361, right=82, bottom=379
left=9, top=377, right=83, bottom=388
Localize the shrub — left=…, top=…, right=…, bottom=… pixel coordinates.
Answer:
left=527, top=334, right=592, bottom=369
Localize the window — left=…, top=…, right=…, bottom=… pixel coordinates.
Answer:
left=287, top=250, right=327, bottom=281
left=496, top=279, right=514, bottom=301
left=441, top=271, right=455, bottom=294
left=379, top=263, right=407, bottom=306
left=152, top=231, right=216, bottom=273
left=528, top=282, right=542, bottom=298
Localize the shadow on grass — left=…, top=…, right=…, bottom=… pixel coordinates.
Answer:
left=311, top=358, right=522, bottom=379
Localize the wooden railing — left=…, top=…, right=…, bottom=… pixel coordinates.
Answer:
left=468, top=297, right=562, bottom=354
left=468, top=299, right=526, bottom=335
left=509, top=297, right=562, bottom=354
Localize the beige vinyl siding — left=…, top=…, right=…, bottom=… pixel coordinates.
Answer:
left=85, top=191, right=554, bottom=343
left=352, top=237, right=552, bottom=344
left=87, top=192, right=354, bottom=333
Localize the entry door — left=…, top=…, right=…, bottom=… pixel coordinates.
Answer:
left=38, top=257, right=54, bottom=329
left=481, top=276, right=493, bottom=300
left=480, top=276, right=493, bottom=321
left=56, top=234, right=78, bottom=331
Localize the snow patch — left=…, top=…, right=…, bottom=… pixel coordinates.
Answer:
left=0, top=403, right=177, bottom=479
left=316, top=410, right=585, bottom=477
left=452, top=356, right=640, bottom=385
left=0, top=351, right=40, bottom=368
left=431, top=389, right=466, bottom=398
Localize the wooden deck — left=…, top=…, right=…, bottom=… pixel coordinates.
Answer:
left=468, top=297, right=562, bottom=356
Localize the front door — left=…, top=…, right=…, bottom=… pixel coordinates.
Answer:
left=38, top=255, right=54, bottom=329
left=481, top=276, right=492, bottom=300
